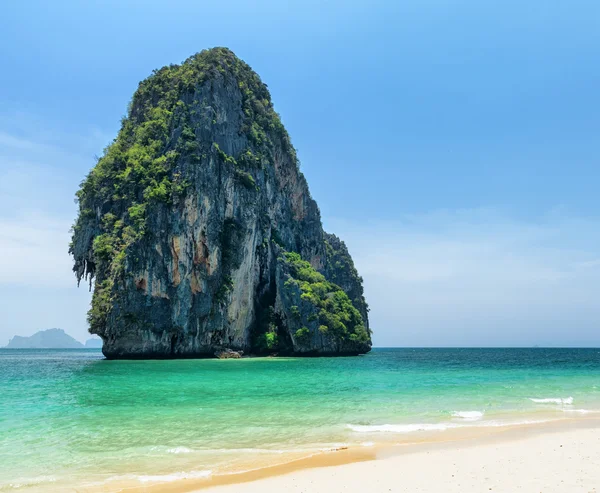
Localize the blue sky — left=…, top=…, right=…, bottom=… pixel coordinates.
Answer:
left=0, top=0, right=599, bottom=346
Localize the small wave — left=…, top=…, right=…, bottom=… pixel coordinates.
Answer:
left=0, top=477, right=56, bottom=490
left=347, top=418, right=552, bottom=435
left=103, top=470, right=212, bottom=485
left=166, top=447, right=193, bottom=454
left=530, top=397, right=573, bottom=405
left=563, top=409, right=597, bottom=414
left=137, top=470, right=212, bottom=483
left=482, top=419, right=548, bottom=427
left=452, top=411, right=484, bottom=420
left=347, top=423, right=457, bottom=433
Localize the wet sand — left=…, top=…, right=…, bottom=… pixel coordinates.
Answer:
left=113, top=417, right=600, bottom=493
left=198, top=419, right=600, bottom=492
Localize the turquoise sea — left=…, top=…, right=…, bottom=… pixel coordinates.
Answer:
left=1, top=348, right=599, bottom=492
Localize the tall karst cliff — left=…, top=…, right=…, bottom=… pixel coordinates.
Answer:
left=70, top=48, right=371, bottom=358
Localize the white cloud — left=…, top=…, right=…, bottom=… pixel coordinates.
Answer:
left=326, top=210, right=600, bottom=347
left=0, top=212, right=75, bottom=287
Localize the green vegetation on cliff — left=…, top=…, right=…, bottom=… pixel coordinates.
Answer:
left=323, top=233, right=370, bottom=326
left=281, top=252, right=370, bottom=344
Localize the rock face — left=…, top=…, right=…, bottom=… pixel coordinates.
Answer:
left=215, top=349, right=243, bottom=359
left=70, top=48, right=371, bottom=359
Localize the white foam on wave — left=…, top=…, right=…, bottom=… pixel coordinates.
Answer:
left=347, top=418, right=552, bottom=435
left=563, top=409, right=597, bottom=414
left=2, top=476, right=56, bottom=490
left=106, top=470, right=212, bottom=484
left=167, top=446, right=193, bottom=454
left=452, top=411, right=484, bottom=420
left=479, top=419, right=548, bottom=427
left=530, top=397, right=573, bottom=405
left=347, top=423, right=458, bottom=433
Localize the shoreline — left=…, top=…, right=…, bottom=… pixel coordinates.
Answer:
left=114, top=416, right=600, bottom=493
left=6, top=348, right=599, bottom=493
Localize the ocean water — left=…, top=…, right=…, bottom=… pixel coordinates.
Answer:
left=1, top=348, right=599, bottom=491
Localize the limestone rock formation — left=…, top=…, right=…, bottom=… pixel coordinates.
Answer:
left=70, top=47, right=371, bottom=359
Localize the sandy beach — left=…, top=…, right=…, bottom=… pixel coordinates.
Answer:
left=193, top=420, right=600, bottom=493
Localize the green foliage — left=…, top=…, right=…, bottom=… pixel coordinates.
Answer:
left=88, top=279, right=114, bottom=333
left=92, top=234, right=115, bottom=262
left=290, top=305, right=301, bottom=319
left=324, top=234, right=370, bottom=322
left=213, top=143, right=258, bottom=191
left=235, top=169, right=257, bottom=190
left=238, top=149, right=262, bottom=169
left=255, top=328, right=280, bottom=352
left=281, top=252, right=369, bottom=344
left=265, top=331, right=278, bottom=349
left=295, top=327, right=310, bottom=342
left=213, top=142, right=237, bottom=166
left=127, top=203, right=146, bottom=232
left=251, top=292, right=283, bottom=354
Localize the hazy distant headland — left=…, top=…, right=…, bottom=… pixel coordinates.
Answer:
left=84, top=338, right=103, bottom=348
left=3, top=329, right=101, bottom=349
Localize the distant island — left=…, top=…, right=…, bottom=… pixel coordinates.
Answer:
left=85, top=338, right=103, bottom=348
left=3, top=329, right=101, bottom=349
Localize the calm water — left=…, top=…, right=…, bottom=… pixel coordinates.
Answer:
left=1, top=348, right=599, bottom=491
